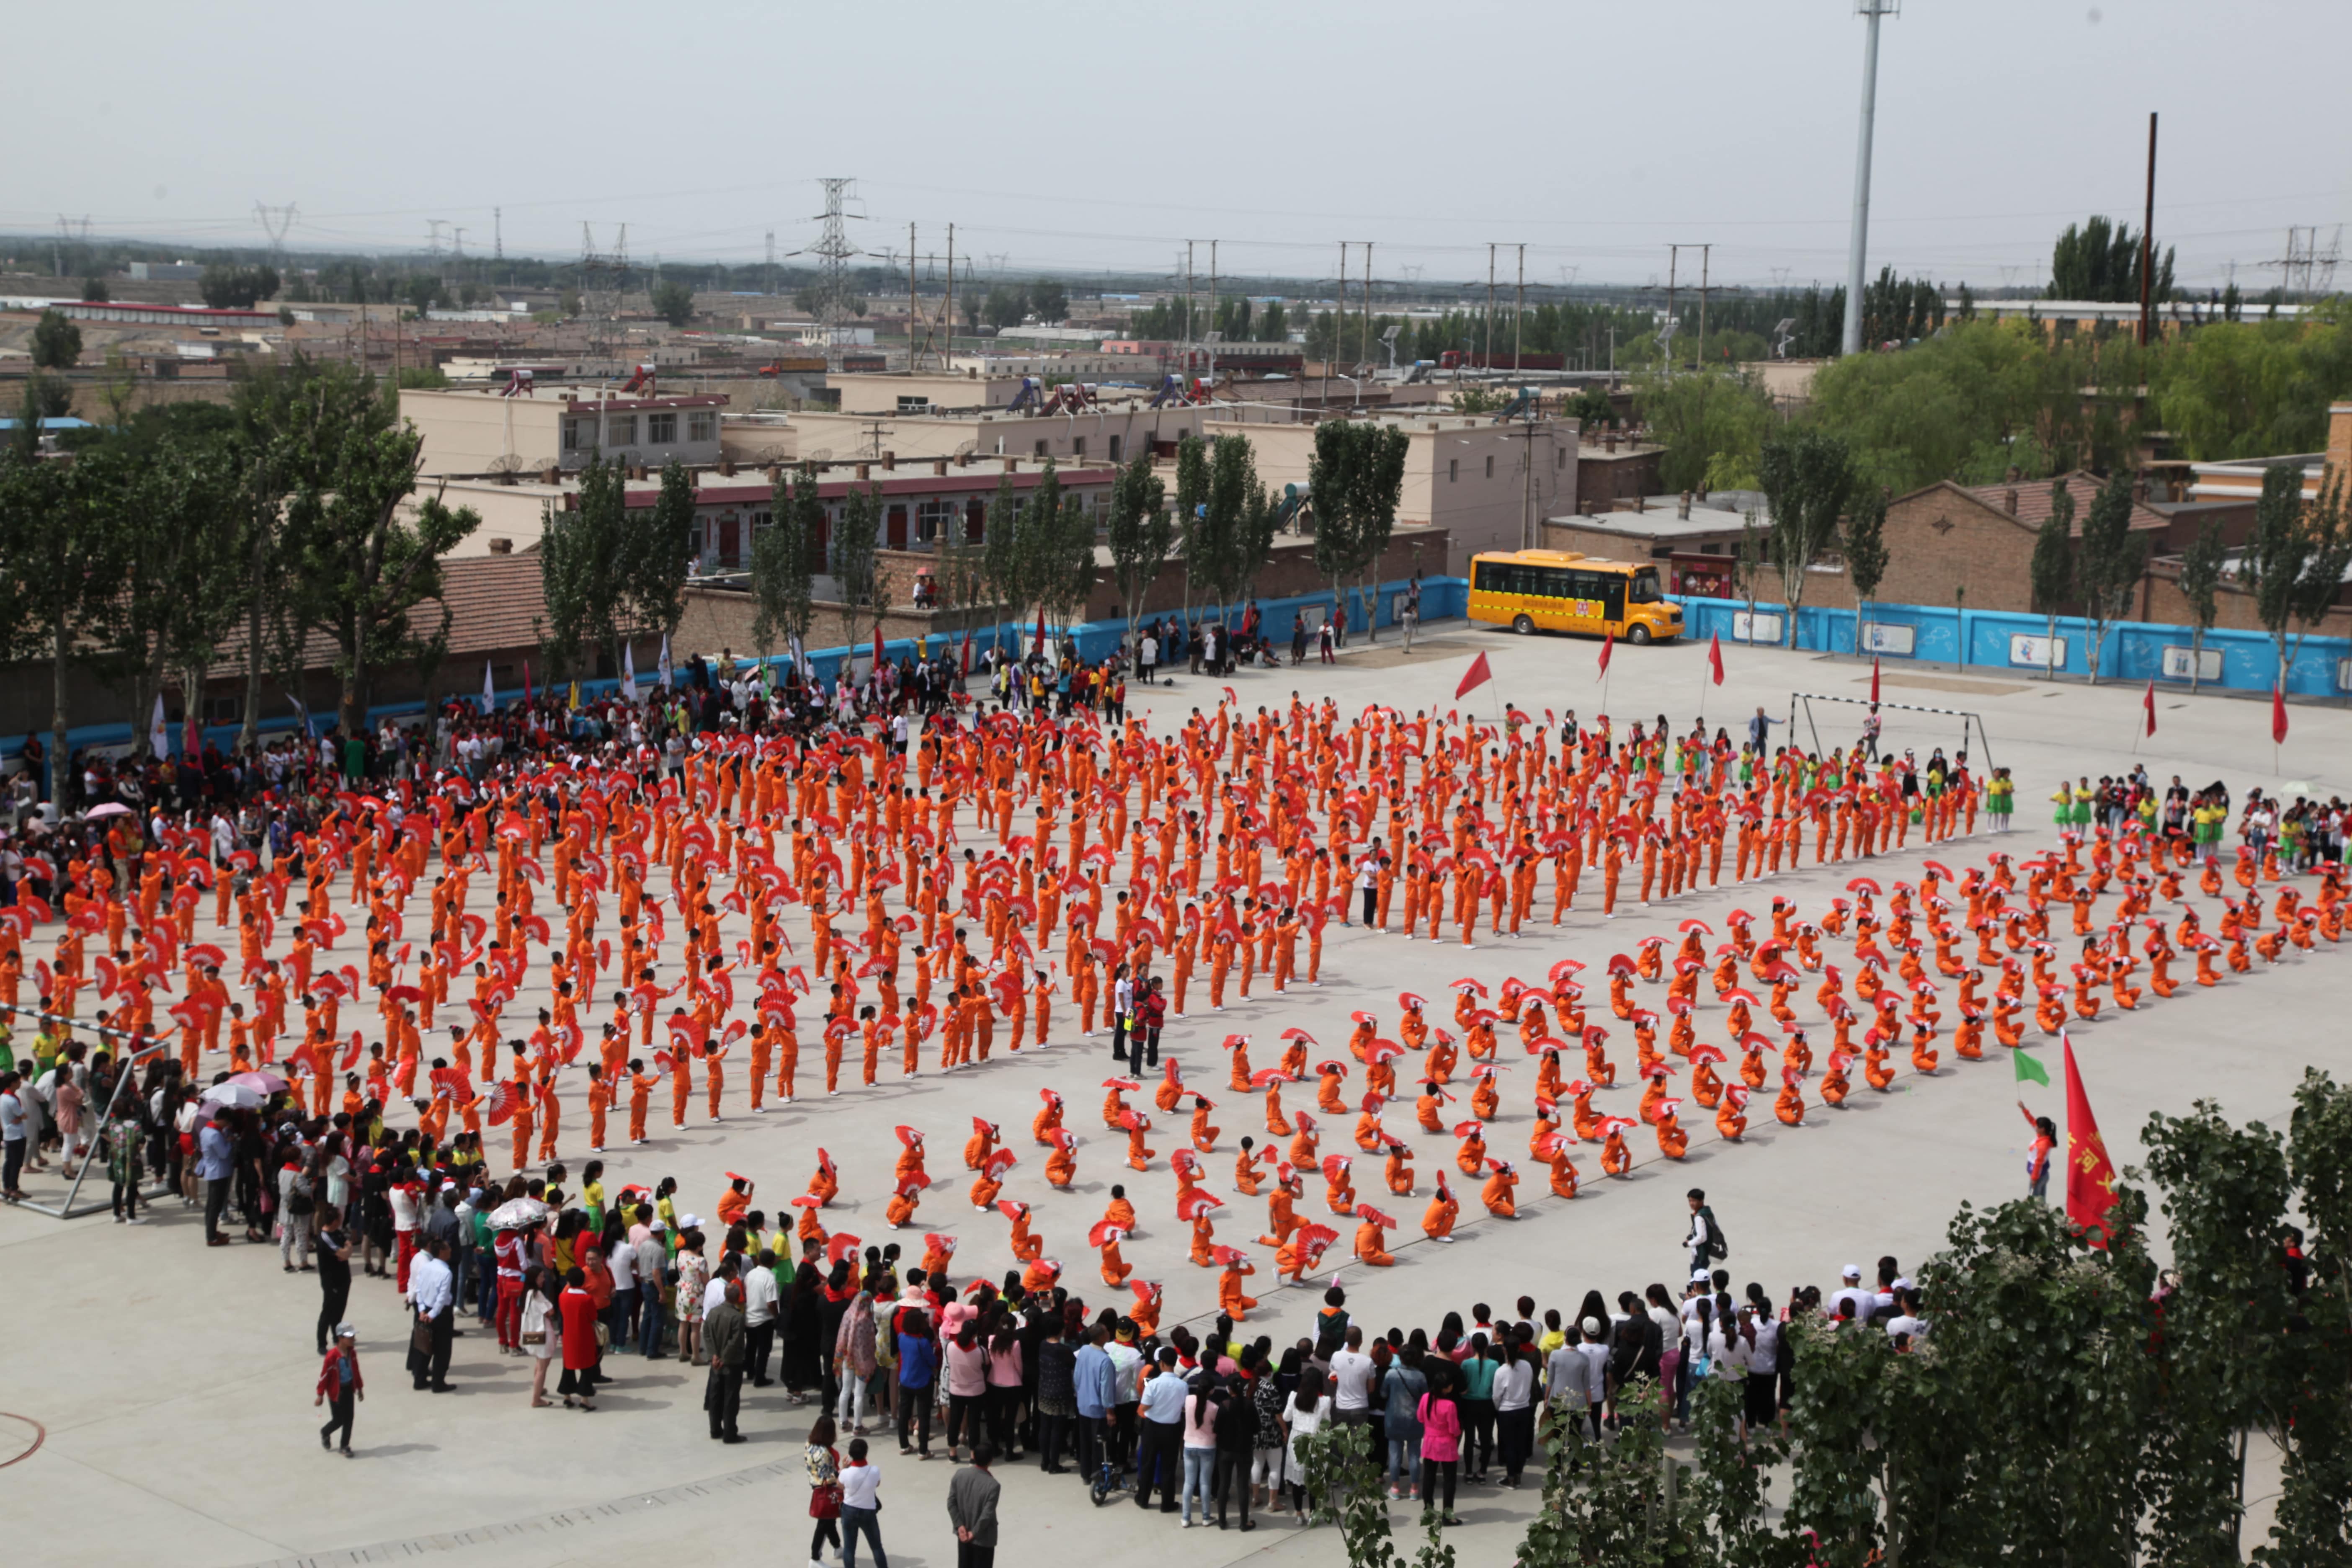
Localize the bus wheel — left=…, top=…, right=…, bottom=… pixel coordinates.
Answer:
left=1626, top=624, right=1652, bottom=645
left=1512, top=615, right=1535, bottom=635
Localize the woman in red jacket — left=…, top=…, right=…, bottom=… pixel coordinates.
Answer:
left=557, top=1267, right=603, bottom=1410
left=314, top=1324, right=364, bottom=1455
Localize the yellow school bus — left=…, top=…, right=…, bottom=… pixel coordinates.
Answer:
left=1467, top=550, right=1684, bottom=643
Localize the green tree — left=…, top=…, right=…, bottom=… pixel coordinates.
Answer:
left=281, top=407, right=479, bottom=732
left=0, top=417, right=118, bottom=809
left=1172, top=433, right=1214, bottom=623
left=537, top=452, right=624, bottom=683
left=31, top=308, right=81, bottom=370
left=1756, top=428, right=1857, bottom=648
left=1844, top=483, right=1891, bottom=634
left=2075, top=470, right=2146, bottom=684
left=26, top=375, right=74, bottom=422
left=88, top=439, right=247, bottom=758
left=983, top=284, right=1028, bottom=330
left=1021, top=459, right=1096, bottom=635
left=1634, top=366, right=1774, bottom=494
left=830, top=482, right=886, bottom=657
left=2029, top=482, right=2077, bottom=678
left=1104, top=453, right=1170, bottom=650
left=652, top=280, right=694, bottom=328
left=983, top=470, right=1028, bottom=647
left=750, top=469, right=819, bottom=659
left=2153, top=312, right=2352, bottom=461
left=2272, top=1071, right=2352, bottom=1564
left=80, top=276, right=109, bottom=303
left=1028, top=279, right=1068, bottom=321
left=1256, top=300, right=1287, bottom=343
left=2177, top=518, right=2227, bottom=691
left=1201, top=434, right=1263, bottom=622
left=199, top=263, right=280, bottom=309
left=2048, top=215, right=2174, bottom=303
left=2242, top=462, right=2352, bottom=686
left=634, top=459, right=699, bottom=642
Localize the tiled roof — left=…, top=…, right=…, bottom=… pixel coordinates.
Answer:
left=1943, top=471, right=2169, bottom=536
left=205, top=554, right=616, bottom=678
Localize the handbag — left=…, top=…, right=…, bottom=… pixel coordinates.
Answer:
left=808, top=1482, right=842, bottom=1521
left=595, top=1321, right=612, bottom=1351
left=411, top=1315, right=435, bottom=1355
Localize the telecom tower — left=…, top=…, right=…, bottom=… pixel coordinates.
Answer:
left=809, top=178, right=861, bottom=331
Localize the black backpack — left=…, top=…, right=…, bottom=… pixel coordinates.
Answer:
left=1701, top=1207, right=1728, bottom=1262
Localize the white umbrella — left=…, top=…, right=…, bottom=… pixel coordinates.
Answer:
left=201, top=1081, right=266, bottom=1110
left=83, top=802, right=133, bottom=820
left=488, top=1197, right=551, bottom=1230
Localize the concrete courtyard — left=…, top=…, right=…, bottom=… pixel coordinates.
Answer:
left=2, top=618, right=2344, bottom=1567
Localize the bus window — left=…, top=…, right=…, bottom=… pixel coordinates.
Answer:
left=1628, top=570, right=1661, bottom=604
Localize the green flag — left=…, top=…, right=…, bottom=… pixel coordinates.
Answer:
left=2014, top=1048, right=2050, bottom=1087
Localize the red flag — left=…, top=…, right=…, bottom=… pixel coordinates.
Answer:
left=1869, top=657, right=1881, bottom=705
left=1596, top=631, right=1613, bottom=677
left=1707, top=632, right=1724, bottom=686
left=2063, top=1036, right=2119, bottom=1246
left=2142, top=678, right=2156, bottom=737
left=1454, top=651, right=1493, bottom=700
left=2272, top=682, right=2289, bottom=744
left=1032, top=611, right=1046, bottom=658
left=183, top=708, right=201, bottom=759
left=959, top=626, right=973, bottom=677
left=872, top=625, right=886, bottom=675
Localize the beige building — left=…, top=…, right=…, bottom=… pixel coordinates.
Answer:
left=1202, top=410, right=1579, bottom=574
left=399, top=385, right=728, bottom=476
left=2187, top=402, right=2352, bottom=504
left=789, top=399, right=1212, bottom=466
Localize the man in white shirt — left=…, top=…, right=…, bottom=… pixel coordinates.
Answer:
left=1328, top=1328, right=1377, bottom=1423
left=1885, top=1287, right=1927, bottom=1344
left=743, top=1250, right=780, bottom=1386
left=405, top=1239, right=456, bottom=1391
left=1545, top=1320, right=1608, bottom=1437
left=1830, top=1265, right=1875, bottom=1323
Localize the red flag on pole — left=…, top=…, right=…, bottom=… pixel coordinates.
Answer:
left=2142, top=678, right=2156, bottom=737
left=2272, top=681, right=2289, bottom=744
left=960, top=626, right=973, bottom=677
left=1870, top=656, right=1881, bottom=705
left=1707, top=632, right=1725, bottom=686
left=1032, top=611, right=1046, bottom=659
left=872, top=625, right=886, bottom=675
left=2063, top=1035, right=2120, bottom=1247
left=183, top=707, right=201, bottom=760
left=1454, top=651, right=1493, bottom=700
left=1596, top=631, right=1613, bottom=677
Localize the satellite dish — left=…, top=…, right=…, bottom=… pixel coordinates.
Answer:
left=803, top=447, right=835, bottom=462
left=954, top=439, right=980, bottom=458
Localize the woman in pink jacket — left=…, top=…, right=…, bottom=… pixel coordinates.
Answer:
left=1416, top=1364, right=1465, bottom=1527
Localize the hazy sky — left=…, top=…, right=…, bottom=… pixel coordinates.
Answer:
left=11, top=0, right=2348, bottom=294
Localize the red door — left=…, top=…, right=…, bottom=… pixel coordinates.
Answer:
left=717, top=513, right=741, bottom=567
left=886, top=505, right=908, bottom=550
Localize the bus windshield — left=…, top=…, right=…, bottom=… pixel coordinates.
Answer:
left=1627, top=570, right=1661, bottom=603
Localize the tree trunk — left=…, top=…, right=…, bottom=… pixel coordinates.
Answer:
left=2188, top=625, right=2204, bottom=691
left=239, top=526, right=266, bottom=756
left=340, top=604, right=366, bottom=738
left=50, top=615, right=72, bottom=814
left=2045, top=613, right=2059, bottom=680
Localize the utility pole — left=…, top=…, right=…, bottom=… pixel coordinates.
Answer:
left=908, top=222, right=919, bottom=369
left=1360, top=241, right=1372, bottom=371
left=493, top=206, right=503, bottom=263
left=1666, top=245, right=1680, bottom=376
left=944, top=224, right=955, bottom=353
left=1485, top=244, right=1497, bottom=369
left=1208, top=239, right=1218, bottom=384
left=1698, top=243, right=1712, bottom=366
left=1331, top=242, right=1344, bottom=403
left=2138, top=111, right=2158, bottom=347
left=1841, top=0, right=1898, bottom=357
left=1184, top=240, right=1195, bottom=378
left=1513, top=243, right=1525, bottom=372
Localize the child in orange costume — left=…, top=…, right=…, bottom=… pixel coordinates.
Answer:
left=970, top=1148, right=1015, bottom=1211
left=1819, top=1052, right=1853, bottom=1108
left=1153, top=1060, right=1186, bottom=1115
left=1422, top=1172, right=1459, bottom=1243
left=1095, top=1225, right=1134, bottom=1287
left=1480, top=1161, right=1519, bottom=1219
left=1258, top=1174, right=1301, bottom=1247
left=1033, top=1088, right=1065, bottom=1145
left=807, top=1149, right=840, bottom=1207
left=1276, top=1227, right=1331, bottom=1286
left=1122, top=1110, right=1155, bottom=1172
left=1773, top=1067, right=1806, bottom=1126
left=1583, top=1028, right=1617, bottom=1089
left=792, top=1196, right=828, bottom=1251
left=1216, top=1252, right=1259, bottom=1319
left=1228, top=1035, right=1255, bottom=1093
left=1353, top=1209, right=1396, bottom=1266
left=702, top=1038, right=730, bottom=1122
left=1541, top=1137, right=1580, bottom=1199
left=1384, top=1140, right=1416, bottom=1196
left=1233, top=1137, right=1265, bottom=1197
left=1715, top=1086, right=1750, bottom=1141
left=981, top=1197, right=1034, bottom=1261
left=1127, top=1279, right=1165, bottom=1339
left=1102, top=1080, right=1134, bottom=1131
left=1654, top=1102, right=1689, bottom=1160
left=1189, top=1096, right=1220, bottom=1153
left=1187, top=1207, right=1219, bottom=1267
left=1317, top=1063, right=1350, bottom=1115
left=919, top=1234, right=957, bottom=1283
left=894, top=1128, right=929, bottom=1186
left=1908, top=1022, right=1939, bottom=1076
left=884, top=1175, right=925, bottom=1230
left=585, top=1064, right=611, bottom=1151
left=1322, top=1155, right=1356, bottom=1215
left=1262, top=1077, right=1290, bottom=1138
left=964, top=1117, right=999, bottom=1171
left=1863, top=1037, right=1897, bottom=1091
left=1599, top=1120, right=1634, bottom=1176
left=1044, top=1129, right=1078, bottom=1188
left=1021, top=1257, right=1063, bottom=1296
left=1101, top=1184, right=1137, bottom=1234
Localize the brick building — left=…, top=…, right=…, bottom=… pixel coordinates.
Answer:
left=1803, top=471, right=2172, bottom=617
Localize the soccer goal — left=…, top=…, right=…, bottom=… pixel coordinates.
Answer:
left=1789, top=691, right=1994, bottom=772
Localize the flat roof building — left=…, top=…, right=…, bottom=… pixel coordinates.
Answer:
left=399, top=385, right=729, bottom=476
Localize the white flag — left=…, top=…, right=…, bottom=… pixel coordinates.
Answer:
left=621, top=640, right=638, bottom=702
left=658, top=633, right=673, bottom=692
left=482, top=658, right=495, bottom=710
left=150, top=692, right=168, bottom=758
